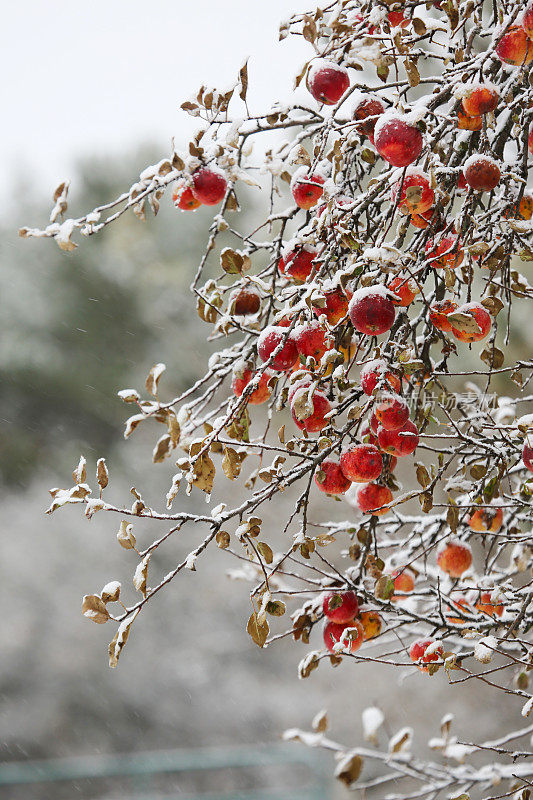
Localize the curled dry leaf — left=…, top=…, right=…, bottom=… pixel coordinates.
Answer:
left=334, top=751, right=363, bottom=787
left=108, top=609, right=140, bottom=668
left=145, top=363, right=166, bottom=397
left=192, top=452, right=216, bottom=494
left=101, top=581, right=121, bottom=603
left=82, top=594, right=110, bottom=624
left=312, top=709, right=329, bottom=733
left=247, top=611, right=269, bottom=647
left=73, top=455, right=87, bottom=485
left=117, top=520, right=136, bottom=550
left=96, top=458, right=109, bottom=490
left=133, top=554, right=151, bottom=597
left=222, top=446, right=241, bottom=480
left=46, top=484, right=91, bottom=514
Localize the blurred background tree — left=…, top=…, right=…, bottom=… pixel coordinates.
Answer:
left=0, top=148, right=212, bottom=487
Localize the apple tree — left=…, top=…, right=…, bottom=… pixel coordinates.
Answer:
left=22, top=0, right=533, bottom=794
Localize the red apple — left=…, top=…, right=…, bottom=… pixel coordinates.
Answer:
left=294, top=320, right=329, bottom=361
left=391, top=168, right=434, bottom=215
left=232, top=364, right=273, bottom=405
left=377, top=420, right=419, bottom=457
left=315, top=459, right=352, bottom=495
left=229, top=286, right=261, bottom=316
left=467, top=506, right=503, bottom=533
left=356, top=482, right=393, bottom=515
left=360, top=359, right=402, bottom=395
left=322, top=590, right=359, bottom=623
left=429, top=299, right=458, bottom=332
left=461, top=83, right=499, bottom=116
left=437, top=539, right=472, bottom=577
left=464, top=154, right=501, bottom=192
left=307, top=60, right=350, bottom=105
left=340, top=443, right=383, bottom=483
left=323, top=619, right=365, bottom=653
left=279, top=244, right=318, bottom=282
left=523, top=1, right=533, bottom=38
left=257, top=326, right=298, bottom=371
left=312, top=287, right=349, bottom=325
left=425, top=233, right=464, bottom=270
left=410, top=639, right=443, bottom=673
left=353, top=96, right=385, bottom=143
left=375, top=393, right=410, bottom=431
left=349, top=286, right=396, bottom=335
left=374, top=114, right=423, bottom=168
left=388, top=274, right=418, bottom=306
left=495, top=25, right=533, bottom=65
left=450, top=302, right=491, bottom=343
left=172, top=180, right=201, bottom=211
left=522, top=443, right=533, bottom=472
left=291, top=168, right=325, bottom=210
left=191, top=165, right=227, bottom=205
left=291, top=387, right=331, bottom=433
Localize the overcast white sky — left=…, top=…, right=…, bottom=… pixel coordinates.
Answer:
left=0, top=0, right=309, bottom=210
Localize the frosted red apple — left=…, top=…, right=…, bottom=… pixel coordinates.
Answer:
left=375, top=394, right=409, bottom=431
left=461, top=83, right=499, bottom=116
left=377, top=420, right=419, bottom=457
left=425, top=233, right=464, bottom=270
left=457, top=109, right=482, bottom=131
left=523, top=443, right=533, bottom=472
left=388, top=9, right=409, bottom=27
left=294, top=320, right=329, bottom=360
left=307, top=60, right=350, bottom=105
left=523, top=1, right=533, bottom=38
left=349, top=286, right=396, bottom=335
left=467, top=506, right=503, bottom=533
left=230, top=286, right=261, bottom=316
left=315, top=459, right=351, bottom=495
left=374, top=114, right=423, bottom=168
left=437, top=540, right=472, bottom=578
left=429, top=299, right=458, bottom=332
left=392, top=568, right=415, bottom=595
left=495, top=26, right=533, bottom=65
left=409, top=639, right=443, bottom=673
left=360, top=359, right=402, bottom=395
left=392, top=168, right=434, bottom=215
left=353, top=96, right=385, bottom=143
left=291, top=388, right=331, bottom=433
left=312, top=287, right=349, bottom=325
left=322, top=590, right=359, bottom=623
left=257, top=326, right=298, bottom=371
left=358, top=420, right=378, bottom=446
left=450, top=302, right=491, bottom=343
left=279, top=244, right=318, bottom=282
left=232, top=365, right=273, bottom=405
left=191, top=165, right=227, bottom=206
left=356, top=482, right=393, bottom=515
left=172, top=181, right=201, bottom=211
left=340, top=443, right=383, bottom=483
left=464, top=155, right=501, bottom=192
left=291, top=168, right=325, bottom=210
left=475, top=592, right=503, bottom=618
left=323, top=619, right=364, bottom=653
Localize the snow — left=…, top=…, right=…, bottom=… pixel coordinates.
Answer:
left=350, top=284, right=398, bottom=302
left=474, top=636, right=497, bottom=663
left=306, top=59, right=348, bottom=84
left=453, top=79, right=498, bottom=100
left=362, top=706, right=384, bottom=743
left=464, top=153, right=500, bottom=171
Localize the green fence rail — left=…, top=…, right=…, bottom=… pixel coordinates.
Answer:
left=0, top=742, right=331, bottom=799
